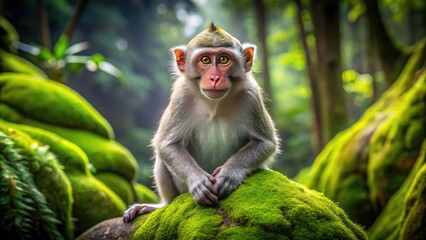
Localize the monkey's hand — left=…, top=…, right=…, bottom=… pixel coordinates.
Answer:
left=188, top=173, right=218, bottom=206
left=212, top=167, right=245, bottom=199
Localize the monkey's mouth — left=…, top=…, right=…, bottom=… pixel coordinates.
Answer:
left=202, top=89, right=229, bottom=99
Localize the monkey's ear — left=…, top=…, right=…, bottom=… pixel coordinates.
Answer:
left=242, top=43, right=256, bottom=72
left=172, top=46, right=186, bottom=73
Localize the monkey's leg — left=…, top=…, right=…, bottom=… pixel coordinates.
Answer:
left=123, top=160, right=180, bottom=223
left=153, top=159, right=181, bottom=203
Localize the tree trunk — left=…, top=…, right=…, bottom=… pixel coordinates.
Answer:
left=253, top=0, right=273, bottom=114
left=311, top=0, right=348, bottom=143
left=37, top=0, right=51, bottom=49
left=364, top=0, right=409, bottom=84
left=294, top=0, right=323, bottom=154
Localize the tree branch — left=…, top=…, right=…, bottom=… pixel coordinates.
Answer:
left=63, top=0, right=90, bottom=40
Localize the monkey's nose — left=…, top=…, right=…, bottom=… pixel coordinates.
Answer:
left=210, top=75, right=220, bottom=84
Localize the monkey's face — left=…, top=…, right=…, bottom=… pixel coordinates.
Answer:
left=192, top=47, right=238, bottom=100
left=173, top=45, right=255, bottom=102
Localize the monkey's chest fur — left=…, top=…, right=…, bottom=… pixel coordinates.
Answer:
left=187, top=118, right=249, bottom=173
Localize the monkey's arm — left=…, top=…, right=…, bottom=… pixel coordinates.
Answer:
left=213, top=102, right=278, bottom=198
left=156, top=141, right=218, bottom=206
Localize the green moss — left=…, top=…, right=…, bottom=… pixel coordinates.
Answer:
left=296, top=39, right=426, bottom=227
left=399, top=157, right=426, bottom=239
left=0, top=50, right=47, bottom=78
left=0, top=119, right=89, bottom=175
left=0, top=104, right=138, bottom=181
left=1, top=126, right=74, bottom=239
left=216, top=227, right=288, bottom=240
left=134, top=183, right=159, bottom=204
left=132, top=171, right=366, bottom=240
left=95, top=173, right=136, bottom=205
left=0, top=73, right=113, bottom=139
left=368, top=70, right=426, bottom=210
left=0, top=17, right=19, bottom=53
left=52, top=127, right=138, bottom=181
left=368, top=140, right=426, bottom=239
left=68, top=174, right=126, bottom=236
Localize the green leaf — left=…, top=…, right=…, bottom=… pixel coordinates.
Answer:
left=99, top=61, right=127, bottom=86
left=53, top=35, right=69, bottom=59
left=38, top=46, right=54, bottom=61
left=65, top=42, right=90, bottom=55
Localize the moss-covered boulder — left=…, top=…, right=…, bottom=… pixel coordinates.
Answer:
left=0, top=73, right=113, bottom=139
left=96, top=173, right=136, bottom=205
left=0, top=120, right=128, bottom=236
left=0, top=119, right=90, bottom=175
left=44, top=125, right=138, bottom=182
left=368, top=140, right=425, bottom=239
left=297, top=39, right=426, bottom=227
left=0, top=127, right=73, bottom=239
left=78, top=171, right=367, bottom=240
left=0, top=97, right=138, bottom=182
left=69, top=174, right=126, bottom=236
left=134, top=183, right=159, bottom=204
left=0, top=50, right=48, bottom=78
left=399, top=161, right=426, bottom=239
left=0, top=73, right=140, bottom=203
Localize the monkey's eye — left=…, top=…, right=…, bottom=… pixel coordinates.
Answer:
left=218, top=55, right=230, bottom=64
left=200, top=56, right=211, bottom=64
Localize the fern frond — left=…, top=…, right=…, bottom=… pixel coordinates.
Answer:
left=0, top=131, right=64, bottom=240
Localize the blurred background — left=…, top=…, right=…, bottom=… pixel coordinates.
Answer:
left=2, top=0, right=425, bottom=186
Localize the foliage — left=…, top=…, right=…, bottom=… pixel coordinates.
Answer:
left=0, top=130, right=66, bottom=240
left=16, top=35, right=126, bottom=84
left=132, top=170, right=366, bottom=239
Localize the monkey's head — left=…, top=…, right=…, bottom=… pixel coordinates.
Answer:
left=173, top=23, right=255, bottom=101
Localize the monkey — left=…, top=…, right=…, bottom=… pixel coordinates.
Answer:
left=123, top=23, right=279, bottom=223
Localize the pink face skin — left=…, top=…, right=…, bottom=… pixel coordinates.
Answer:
left=192, top=48, right=238, bottom=100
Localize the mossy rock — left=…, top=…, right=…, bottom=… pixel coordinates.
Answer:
left=0, top=103, right=138, bottom=181
left=0, top=126, right=74, bottom=239
left=368, top=140, right=426, bottom=239
left=0, top=17, right=19, bottom=53
left=68, top=174, right=126, bottom=236
left=134, top=183, right=159, bottom=204
left=0, top=50, right=47, bottom=78
left=134, top=171, right=366, bottom=240
left=50, top=126, right=138, bottom=182
left=296, top=39, right=426, bottom=227
left=399, top=152, right=426, bottom=239
left=0, top=119, right=89, bottom=175
left=368, top=69, right=426, bottom=210
left=95, top=172, right=136, bottom=205
left=0, top=73, right=113, bottom=139
left=78, top=170, right=366, bottom=239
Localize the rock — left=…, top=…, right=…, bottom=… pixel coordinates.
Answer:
left=78, top=170, right=367, bottom=240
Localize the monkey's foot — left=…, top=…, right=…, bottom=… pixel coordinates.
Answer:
left=123, top=203, right=164, bottom=223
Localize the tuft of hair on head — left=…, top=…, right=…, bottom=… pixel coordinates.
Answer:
left=207, top=22, right=219, bottom=32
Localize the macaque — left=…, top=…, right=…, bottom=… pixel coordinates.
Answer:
left=123, top=23, right=279, bottom=223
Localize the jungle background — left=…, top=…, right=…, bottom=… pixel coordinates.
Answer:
left=4, top=0, right=425, bottom=184
left=0, top=0, right=425, bottom=239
